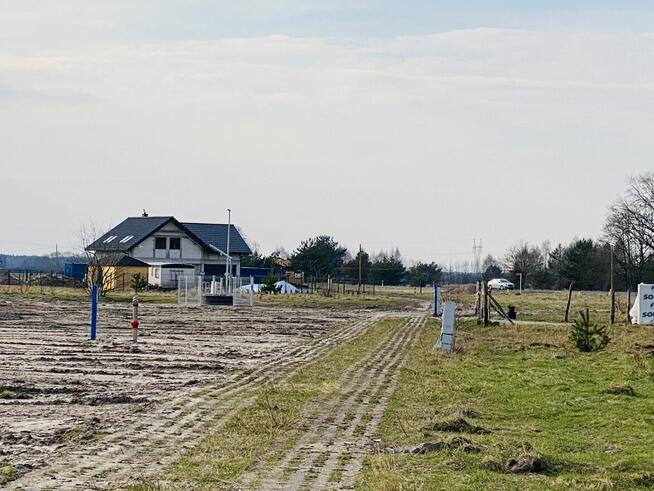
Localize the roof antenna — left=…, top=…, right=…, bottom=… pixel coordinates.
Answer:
left=142, top=209, right=148, bottom=217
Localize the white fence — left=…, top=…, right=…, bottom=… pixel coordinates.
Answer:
left=178, top=275, right=202, bottom=306
left=178, top=275, right=254, bottom=307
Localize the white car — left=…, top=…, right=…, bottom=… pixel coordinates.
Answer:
left=487, top=278, right=515, bottom=290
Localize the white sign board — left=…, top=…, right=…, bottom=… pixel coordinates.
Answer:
left=436, top=301, right=456, bottom=351
left=632, top=283, right=654, bottom=325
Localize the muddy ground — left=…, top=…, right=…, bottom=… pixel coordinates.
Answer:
left=0, top=297, right=364, bottom=487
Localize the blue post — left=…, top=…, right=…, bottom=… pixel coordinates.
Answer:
left=90, top=283, right=98, bottom=341
left=433, top=282, right=439, bottom=317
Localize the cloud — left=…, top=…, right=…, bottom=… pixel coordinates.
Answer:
left=1, top=29, right=653, bottom=258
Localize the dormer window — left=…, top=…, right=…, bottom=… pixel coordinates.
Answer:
left=155, top=237, right=167, bottom=249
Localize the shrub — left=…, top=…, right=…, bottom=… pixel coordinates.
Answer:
left=570, top=309, right=610, bottom=352
left=130, top=273, right=148, bottom=294
left=260, top=275, right=280, bottom=294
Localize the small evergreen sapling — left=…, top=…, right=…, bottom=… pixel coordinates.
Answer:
left=570, top=308, right=610, bottom=352
left=130, top=273, right=148, bottom=294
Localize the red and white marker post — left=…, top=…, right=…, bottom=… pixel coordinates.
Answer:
left=131, top=296, right=139, bottom=344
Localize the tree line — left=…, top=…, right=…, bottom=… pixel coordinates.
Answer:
left=242, top=236, right=442, bottom=287
left=485, top=172, right=654, bottom=291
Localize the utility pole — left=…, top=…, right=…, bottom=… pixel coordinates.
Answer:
left=358, top=244, right=362, bottom=294
left=473, top=239, right=483, bottom=277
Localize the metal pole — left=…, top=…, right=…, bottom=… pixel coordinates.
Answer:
left=519, top=273, right=523, bottom=294
left=90, top=284, right=98, bottom=341
left=226, top=208, right=231, bottom=278
left=358, top=244, right=362, bottom=294
left=131, top=296, right=139, bottom=344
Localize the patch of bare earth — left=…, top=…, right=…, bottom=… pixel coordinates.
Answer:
left=0, top=297, right=374, bottom=489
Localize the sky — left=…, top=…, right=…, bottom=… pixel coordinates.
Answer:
left=1, top=1, right=654, bottom=265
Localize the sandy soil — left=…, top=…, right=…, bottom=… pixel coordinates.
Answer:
left=0, top=297, right=366, bottom=489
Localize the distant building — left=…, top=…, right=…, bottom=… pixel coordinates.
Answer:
left=87, top=256, right=149, bottom=291
left=85, top=216, right=252, bottom=288
left=63, top=262, right=88, bottom=280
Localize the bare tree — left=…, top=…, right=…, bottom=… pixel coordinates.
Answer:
left=504, top=241, right=545, bottom=288
left=76, top=222, right=124, bottom=296
left=604, top=172, right=654, bottom=288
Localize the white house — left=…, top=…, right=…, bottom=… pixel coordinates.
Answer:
left=85, top=215, right=252, bottom=288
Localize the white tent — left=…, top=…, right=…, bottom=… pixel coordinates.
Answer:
left=275, top=280, right=299, bottom=294
left=235, top=283, right=261, bottom=293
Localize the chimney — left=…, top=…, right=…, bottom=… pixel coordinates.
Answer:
left=142, top=209, right=149, bottom=217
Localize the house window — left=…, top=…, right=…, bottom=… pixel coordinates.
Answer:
left=169, top=238, right=181, bottom=250
left=152, top=267, right=160, bottom=279
left=119, top=235, right=134, bottom=244
left=155, top=237, right=167, bottom=249
left=103, top=236, right=117, bottom=243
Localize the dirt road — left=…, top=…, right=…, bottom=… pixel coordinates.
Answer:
left=246, top=315, right=424, bottom=490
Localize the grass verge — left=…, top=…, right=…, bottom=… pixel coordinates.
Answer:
left=357, top=319, right=654, bottom=490
left=128, top=317, right=406, bottom=490
left=445, top=288, right=632, bottom=324
left=0, top=285, right=176, bottom=303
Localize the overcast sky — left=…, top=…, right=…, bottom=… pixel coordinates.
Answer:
left=1, top=1, right=653, bottom=264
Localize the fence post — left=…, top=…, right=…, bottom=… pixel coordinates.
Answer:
left=249, top=275, right=254, bottom=307
left=483, top=281, right=489, bottom=327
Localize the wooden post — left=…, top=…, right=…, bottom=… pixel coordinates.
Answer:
left=564, top=282, right=574, bottom=322
left=627, top=289, right=632, bottom=324
left=475, top=280, right=481, bottom=319
left=483, top=281, right=489, bottom=326
left=610, top=244, right=615, bottom=325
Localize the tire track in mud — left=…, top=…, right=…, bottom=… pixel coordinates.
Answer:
left=251, top=315, right=424, bottom=491
left=9, top=314, right=383, bottom=490
left=247, top=316, right=414, bottom=489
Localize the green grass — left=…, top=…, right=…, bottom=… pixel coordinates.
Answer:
left=445, top=287, right=632, bottom=324
left=128, top=317, right=406, bottom=489
left=0, top=465, right=19, bottom=485
left=255, top=287, right=432, bottom=310
left=0, top=389, right=16, bottom=399
left=356, top=318, right=654, bottom=490
left=0, top=285, right=176, bottom=303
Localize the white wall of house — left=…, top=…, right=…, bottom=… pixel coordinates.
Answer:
left=148, top=265, right=162, bottom=287
left=132, top=224, right=203, bottom=262
left=148, top=264, right=198, bottom=287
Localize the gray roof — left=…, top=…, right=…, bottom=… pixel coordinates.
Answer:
left=86, top=216, right=252, bottom=255
left=181, top=223, right=252, bottom=255
left=86, top=217, right=173, bottom=252
left=97, top=255, right=149, bottom=267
